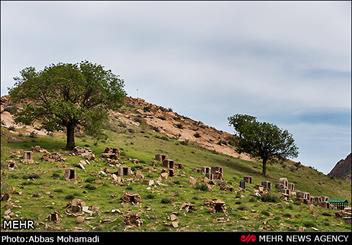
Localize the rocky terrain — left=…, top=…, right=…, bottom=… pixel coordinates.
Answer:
left=0, top=95, right=351, bottom=232
left=328, top=153, right=352, bottom=181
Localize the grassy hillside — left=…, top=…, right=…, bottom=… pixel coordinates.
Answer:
left=0, top=120, right=351, bottom=231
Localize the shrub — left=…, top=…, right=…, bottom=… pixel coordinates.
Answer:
left=133, top=116, right=144, bottom=124
left=84, top=184, right=96, bottom=190
left=249, top=197, right=257, bottom=202
left=303, top=220, right=315, bottom=228
left=283, top=213, right=292, bottom=218
left=261, top=194, right=279, bottom=203
left=29, top=131, right=38, bottom=138
left=237, top=205, right=248, bottom=211
left=143, top=106, right=151, bottom=112
left=261, top=210, right=270, bottom=216
left=22, top=173, right=40, bottom=180
left=194, top=132, right=201, bottom=138
left=174, top=123, right=183, bottom=129
left=195, top=183, right=209, bottom=191
left=85, top=177, right=96, bottom=183
left=145, top=194, right=155, bottom=199
left=4, top=106, right=17, bottom=114
left=161, top=198, right=172, bottom=204
left=65, top=194, right=75, bottom=200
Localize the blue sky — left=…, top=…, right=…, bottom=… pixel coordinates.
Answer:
left=1, top=1, right=351, bottom=173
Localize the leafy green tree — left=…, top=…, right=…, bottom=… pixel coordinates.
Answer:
left=9, top=61, right=126, bottom=150
left=228, top=114, right=298, bottom=176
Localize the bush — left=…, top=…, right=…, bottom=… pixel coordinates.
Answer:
left=22, top=173, right=40, bottom=180
left=261, top=194, right=279, bottom=203
left=51, top=173, right=61, bottom=179
left=303, top=220, right=315, bottom=228
left=261, top=210, right=270, bottom=216
left=173, top=180, right=181, bottom=185
left=29, top=131, right=38, bottom=138
left=283, top=213, right=292, bottom=218
left=195, top=183, right=209, bottom=192
left=194, top=132, right=201, bottom=138
left=143, top=106, right=151, bottom=112
left=65, top=194, right=75, bottom=200
left=161, top=198, right=172, bottom=204
left=237, top=205, right=248, bottom=211
left=249, top=197, right=257, bottom=202
left=85, top=177, right=96, bottom=183
left=84, top=184, right=96, bottom=190
left=174, top=123, right=183, bottom=129
left=145, top=194, right=155, bottom=199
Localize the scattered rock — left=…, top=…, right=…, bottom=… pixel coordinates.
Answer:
left=160, top=172, right=168, bottom=179
left=41, top=152, right=66, bottom=162
left=180, top=202, right=196, bottom=213
left=1, top=193, right=10, bottom=202
left=204, top=199, right=226, bottom=213
left=32, top=145, right=49, bottom=154
left=124, top=213, right=142, bottom=227
left=171, top=221, right=179, bottom=228
left=101, top=147, right=119, bottom=160
left=6, top=160, right=16, bottom=170
left=121, top=193, right=141, bottom=204
left=72, top=146, right=95, bottom=160
left=135, top=170, right=144, bottom=179
left=75, top=216, right=85, bottom=224
left=189, top=176, right=197, bottom=187
left=170, top=214, right=178, bottom=221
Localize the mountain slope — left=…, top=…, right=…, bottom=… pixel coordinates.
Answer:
left=328, top=153, right=352, bottom=181
left=0, top=95, right=351, bottom=231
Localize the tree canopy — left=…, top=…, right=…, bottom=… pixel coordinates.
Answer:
left=228, top=114, right=299, bottom=176
left=9, top=61, right=127, bottom=149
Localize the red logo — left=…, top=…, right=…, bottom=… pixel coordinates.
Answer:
left=240, top=234, right=257, bottom=243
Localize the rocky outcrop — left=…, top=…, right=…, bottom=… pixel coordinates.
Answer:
left=328, top=153, right=351, bottom=181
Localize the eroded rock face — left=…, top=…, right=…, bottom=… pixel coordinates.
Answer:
left=328, top=153, right=351, bottom=181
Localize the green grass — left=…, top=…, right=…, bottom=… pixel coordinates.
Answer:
left=0, top=125, right=351, bottom=232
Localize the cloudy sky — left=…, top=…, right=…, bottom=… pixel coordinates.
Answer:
left=1, top=1, right=350, bottom=173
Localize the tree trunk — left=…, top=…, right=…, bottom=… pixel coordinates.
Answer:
left=262, top=157, right=267, bottom=177
left=66, top=123, right=75, bottom=150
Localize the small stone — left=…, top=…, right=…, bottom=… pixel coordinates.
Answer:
left=76, top=216, right=85, bottom=224
left=170, top=214, right=177, bottom=221
left=171, top=221, right=179, bottom=228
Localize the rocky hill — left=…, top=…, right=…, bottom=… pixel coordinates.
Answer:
left=1, top=95, right=252, bottom=161
left=328, top=153, right=352, bottom=181
left=0, top=95, right=351, bottom=232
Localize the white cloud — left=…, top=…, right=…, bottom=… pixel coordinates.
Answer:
left=1, top=1, right=350, bottom=172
